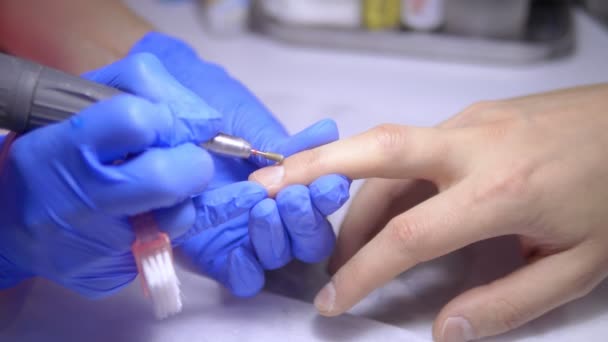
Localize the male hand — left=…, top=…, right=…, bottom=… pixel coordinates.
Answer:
left=251, top=84, right=608, bottom=341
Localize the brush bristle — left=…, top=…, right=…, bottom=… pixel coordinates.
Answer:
left=141, top=250, right=182, bottom=319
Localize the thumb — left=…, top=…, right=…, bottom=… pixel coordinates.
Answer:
left=433, top=247, right=604, bottom=341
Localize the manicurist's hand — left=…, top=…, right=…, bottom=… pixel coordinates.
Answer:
left=250, top=84, right=608, bottom=341
left=131, top=33, right=350, bottom=297
left=0, top=53, right=254, bottom=299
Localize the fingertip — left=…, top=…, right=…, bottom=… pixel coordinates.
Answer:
left=314, top=281, right=339, bottom=316
left=190, top=181, right=266, bottom=234
left=229, top=181, right=268, bottom=209
left=236, top=181, right=268, bottom=206
left=127, top=52, right=168, bottom=82
left=276, top=185, right=336, bottom=263
left=251, top=143, right=342, bottom=198
left=431, top=288, right=484, bottom=342
left=276, top=184, right=310, bottom=212
left=228, top=247, right=265, bottom=297
left=195, top=181, right=266, bottom=211
left=282, top=119, right=339, bottom=156
left=435, top=316, right=475, bottom=342
left=309, top=174, right=351, bottom=216
left=250, top=198, right=277, bottom=219
left=248, top=165, right=285, bottom=197
left=309, top=119, right=339, bottom=140
left=249, top=199, right=292, bottom=270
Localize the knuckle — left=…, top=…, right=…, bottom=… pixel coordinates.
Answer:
left=473, top=163, right=536, bottom=204
left=386, top=215, right=424, bottom=263
left=370, top=124, right=408, bottom=152
left=479, top=120, right=515, bottom=141
left=448, top=100, right=511, bottom=129
left=368, top=125, right=449, bottom=174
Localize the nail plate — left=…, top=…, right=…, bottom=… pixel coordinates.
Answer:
left=251, top=166, right=284, bottom=189
left=314, top=282, right=336, bottom=314
left=442, top=316, right=475, bottom=342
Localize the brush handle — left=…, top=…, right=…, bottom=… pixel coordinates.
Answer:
left=130, top=213, right=164, bottom=243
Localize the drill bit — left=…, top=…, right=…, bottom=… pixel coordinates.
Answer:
left=202, top=133, right=284, bottom=164
left=251, top=149, right=284, bottom=163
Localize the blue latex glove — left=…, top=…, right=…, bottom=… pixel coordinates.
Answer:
left=131, top=33, right=351, bottom=297
left=0, top=53, right=266, bottom=298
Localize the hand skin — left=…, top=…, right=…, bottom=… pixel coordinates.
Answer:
left=0, top=0, right=152, bottom=74
left=250, top=84, right=608, bottom=341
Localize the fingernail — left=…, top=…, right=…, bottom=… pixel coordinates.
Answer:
left=442, top=316, right=475, bottom=342
left=251, top=166, right=284, bottom=189
left=314, top=282, right=336, bottom=314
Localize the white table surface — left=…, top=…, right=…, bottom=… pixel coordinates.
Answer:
left=2, top=1, right=608, bottom=341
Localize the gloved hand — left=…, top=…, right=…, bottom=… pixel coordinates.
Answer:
left=131, top=33, right=351, bottom=297
left=0, top=53, right=266, bottom=298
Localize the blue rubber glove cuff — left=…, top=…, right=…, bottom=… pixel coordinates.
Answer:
left=0, top=134, right=31, bottom=288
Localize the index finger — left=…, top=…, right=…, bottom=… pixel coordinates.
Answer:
left=249, top=124, right=463, bottom=196
left=84, top=53, right=223, bottom=143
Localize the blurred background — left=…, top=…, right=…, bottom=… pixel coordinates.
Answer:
left=131, top=1, right=608, bottom=341
left=1, top=1, right=607, bottom=341
left=194, top=0, right=608, bottom=64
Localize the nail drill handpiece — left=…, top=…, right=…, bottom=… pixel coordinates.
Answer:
left=0, top=52, right=283, bottom=320
left=0, top=52, right=283, bottom=163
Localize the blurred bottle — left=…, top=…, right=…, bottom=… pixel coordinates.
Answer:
left=362, top=0, right=401, bottom=30
left=259, top=0, right=361, bottom=28
left=402, top=0, right=445, bottom=31
left=443, top=0, right=530, bottom=39
left=199, top=0, right=252, bottom=35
